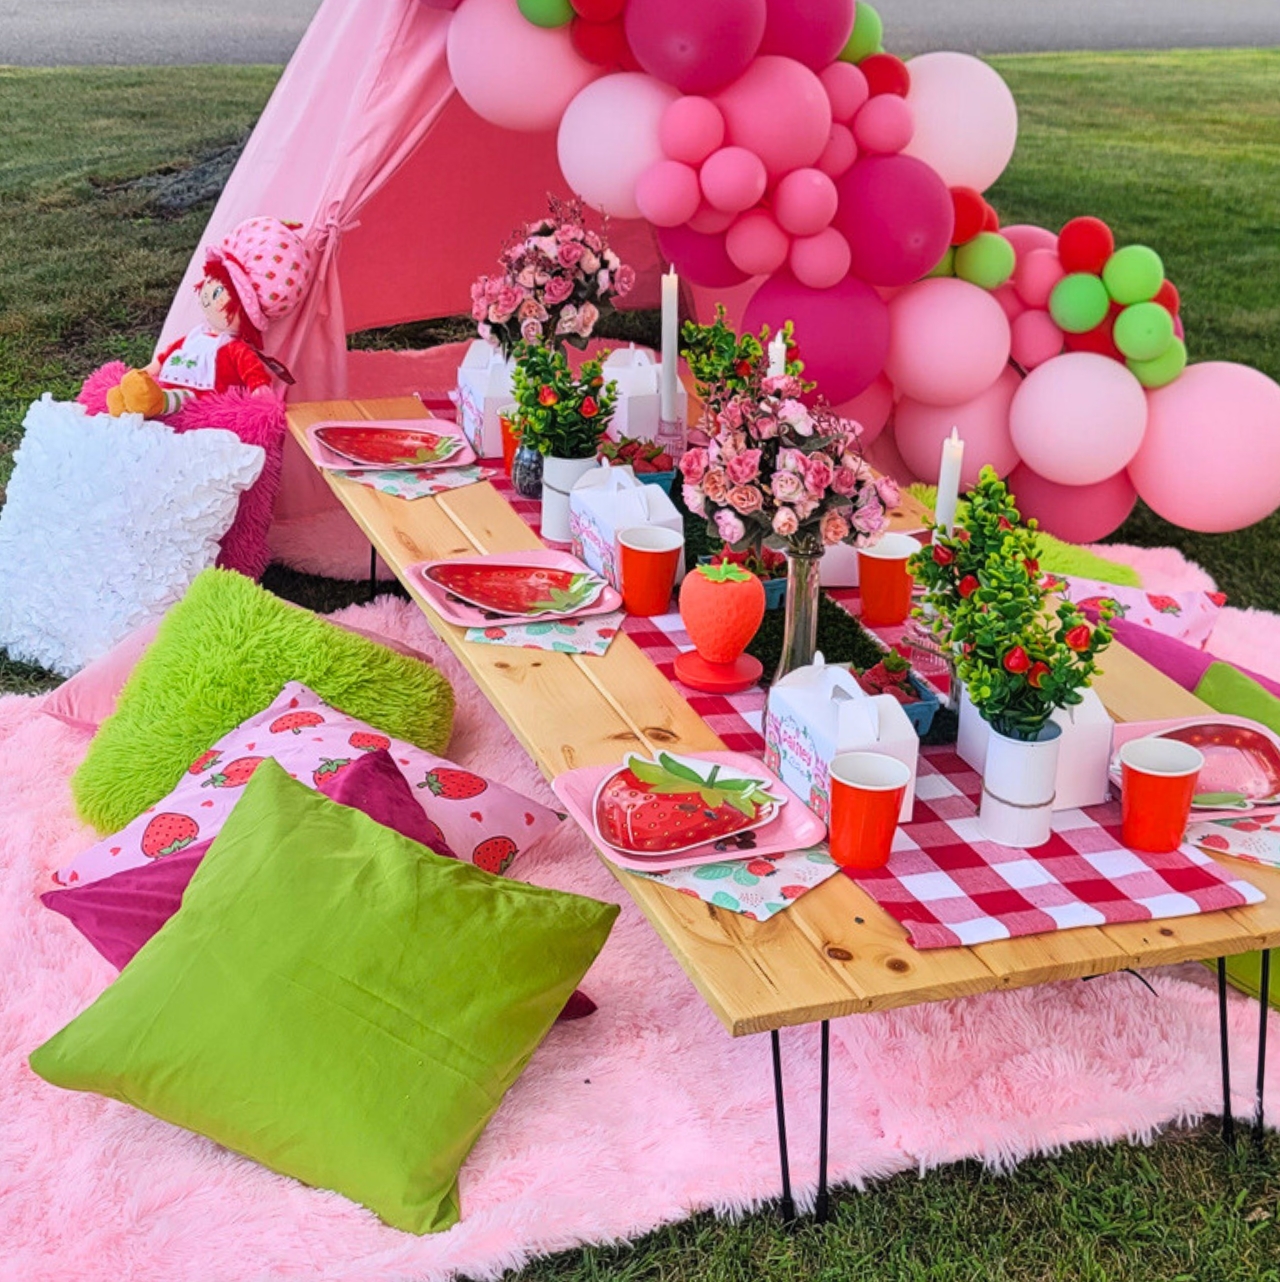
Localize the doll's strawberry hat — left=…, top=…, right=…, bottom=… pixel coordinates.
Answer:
left=205, top=217, right=315, bottom=334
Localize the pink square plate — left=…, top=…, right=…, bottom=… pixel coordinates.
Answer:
left=307, top=419, right=476, bottom=471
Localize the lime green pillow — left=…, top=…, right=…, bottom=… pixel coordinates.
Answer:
left=71, top=568, right=454, bottom=834
left=31, top=761, right=618, bottom=1234
left=1194, top=662, right=1280, bottom=738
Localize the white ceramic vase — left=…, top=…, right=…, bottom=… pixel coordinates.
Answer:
left=540, top=455, right=597, bottom=544
left=978, top=720, right=1063, bottom=849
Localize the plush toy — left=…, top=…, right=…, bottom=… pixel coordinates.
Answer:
left=105, top=217, right=315, bottom=419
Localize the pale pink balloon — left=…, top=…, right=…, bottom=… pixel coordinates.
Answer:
left=1007, top=464, right=1137, bottom=543
left=656, top=224, right=750, bottom=287
left=1012, top=247, right=1064, bottom=309
left=447, top=0, right=601, bottom=131
left=1010, top=309, right=1064, bottom=370
left=687, top=203, right=736, bottom=233
left=1129, top=362, right=1280, bottom=532
left=789, top=227, right=852, bottom=289
left=896, top=366, right=1023, bottom=485
left=660, top=96, right=726, bottom=164
left=699, top=146, right=768, bottom=212
left=832, top=373, right=894, bottom=447
left=991, top=283, right=1026, bottom=323
left=886, top=278, right=1011, bottom=406
left=817, top=123, right=858, bottom=178
left=1009, top=353, right=1148, bottom=486
left=725, top=210, right=791, bottom=276
left=1001, top=224, right=1058, bottom=258
left=773, top=168, right=839, bottom=236
left=716, top=55, right=832, bottom=180
left=852, top=95, right=914, bottom=156
left=820, top=62, right=869, bottom=123
left=864, top=423, right=922, bottom=484
left=635, top=159, right=702, bottom=226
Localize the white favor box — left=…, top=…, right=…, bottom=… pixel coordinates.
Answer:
left=601, top=346, right=687, bottom=444
left=569, top=464, right=686, bottom=591
left=764, top=652, right=917, bottom=823
left=455, top=339, right=514, bottom=459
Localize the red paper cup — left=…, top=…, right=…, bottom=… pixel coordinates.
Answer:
left=828, top=751, right=911, bottom=870
left=499, top=415, right=518, bottom=476
left=857, top=533, right=920, bottom=627
left=618, top=526, right=683, bottom=618
left=1119, top=736, right=1204, bottom=853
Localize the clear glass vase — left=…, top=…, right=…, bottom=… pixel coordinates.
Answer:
left=772, top=541, right=823, bottom=684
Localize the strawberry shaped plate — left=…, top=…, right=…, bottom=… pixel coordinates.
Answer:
left=307, top=419, right=475, bottom=471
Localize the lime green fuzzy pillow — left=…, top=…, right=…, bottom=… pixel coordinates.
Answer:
left=71, top=569, right=453, bottom=833
left=32, top=761, right=619, bottom=1234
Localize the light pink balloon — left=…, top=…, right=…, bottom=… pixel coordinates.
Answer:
left=1001, top=224, right=1058, bottom=258
left=773, top=168, right=839, bottom=236
left=699, top=146, right=768, bottom=213
left=558, top=73, right=678, bottom=218
left=991, top=283, right=1026, bottom=323
left=817, top=123, right=858, bottom=178
left=660, top=96, right=726, bottom=164
left=820, top=62, right=869, bottom=123
left=687, top=202, right=736, bottom=233
left=1012, top=248, right=1065, bottom=310
left=1007, top=464, right=1137, bottom=543
left=447, top=0, right=600, bottom=131
left=832, top=373, right=894, bottom=447
left=789, top=227, right=852, bottom=289
left=635, top=159, right=702, bottom=226
left=886, top=278, right=1011, bottom=406
left=716, top=55, right=832, bottom=180
left=1009, top=353, right=1148, bottom=486
left=725, top=210, right=790, bottom=276
left=1129, top=362, right=1280, bottom=532
left=1010, top=309, right=1064, bottom=370
left=896, top=366, right=1023, bottom=485
left=852, top=95, right=914, bottom=156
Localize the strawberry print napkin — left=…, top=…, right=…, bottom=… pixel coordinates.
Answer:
left=465, top=610, right=624, bottom=656
left=335, top=464, right=502, bottom=500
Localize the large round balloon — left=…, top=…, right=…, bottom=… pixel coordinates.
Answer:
left=659, top=96, right=725, bottom=164
left=902, top=51, right=1018, bottom=192
left=896, top=366, right=1022, bottom=484
left=832, top=373, right=894, bottom=446
left=1007, top=464, right=1138, bottom=543
left=635, top=159, right=702, bottom=226
left=656, top=224, right=750, bottom=288
left=1010, top=309, right=1064, bottom=370
left=716, top=55, right=832, bottom=180
left=1009, top=353, right=1148, bottom=487
left=1001, top=224, right=1058, bottom=258
left=789, top=227, right=852, bottom=289
left=885, top=277, right=1010, bottom=405
left=834, top=155, right=953, bottom=287
left=626, top=0, right=766, bottom=94
left=726, top=210, right=791, bottom=276
left=743, top=272, right=890, bottom=404
left=447, top=0, right=601, bottom=131
left=1129, top=362, right=1280, bottom=532
left=558, top=73, right=678, bottom=217
left=759, top=0, right=854, bottom=69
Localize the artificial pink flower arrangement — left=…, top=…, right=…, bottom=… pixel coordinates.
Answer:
left=471, top=197, right=635, bottom=359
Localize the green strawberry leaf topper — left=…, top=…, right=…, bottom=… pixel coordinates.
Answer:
left=625, top=752, right=778, bottom=819
left=528, top=572, right=604, bottom=615
left=1193, top=791, right=1256, bottom=810
left=696, top=562, right=754, bottom=585
left=390, top=439, right=459, bottom=466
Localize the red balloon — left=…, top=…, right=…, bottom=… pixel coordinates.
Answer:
left=1063, top=302, right=1123, bottom=361
left=758, top=0, right=854, bottom=70
left=570, top=0, right=625, bottom=18
left=626, top=0, right=766, bottom=94
left=950, top=186, right=986, bottom=245
left=1153, top=278, right=1181, bottom=317
left=859, top=53, right=911, bottom=98
left=570, top=15, right=635, bottom=67
left=981, top=202, right=999, bottom=232
left=656, top=224, right=750, bottom=288
left=742, top=272, right=890, bottom=404
left=1057, top=216, right=1115, bottom=275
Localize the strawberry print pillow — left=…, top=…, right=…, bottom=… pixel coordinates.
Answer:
left=54, top=682, right=561, bottom=888
left=1044, top=575, right=1225, bottom=650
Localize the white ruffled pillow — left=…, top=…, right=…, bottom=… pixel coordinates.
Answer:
left=0, top=396, right=264, bottom=676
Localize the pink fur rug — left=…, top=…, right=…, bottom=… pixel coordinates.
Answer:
left=4, top=589, right=1279, bottom=1282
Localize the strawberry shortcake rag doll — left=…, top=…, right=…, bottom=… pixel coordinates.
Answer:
left=105, top=217, right=314, bottom=419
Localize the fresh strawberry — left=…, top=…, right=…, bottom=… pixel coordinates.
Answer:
left=201, top=756, right=266, bottom=789
left=313, top=758, right=352, bottom=787
left=349, top=731, right=391, bottom=753
left=188, top=749, right=221, bottom=776
left=140, top=813, right=199, bottom=859
left=472, top=836, right=518, bottom=875
left=420, top=768, right=488, bottom=800
left=269, top=711, right=325, bottom=735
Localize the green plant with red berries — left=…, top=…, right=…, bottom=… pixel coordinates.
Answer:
left=910, top=467, right=1113, bottom=741
left=680, top=306, right=804, bottom=419
left=509, top=343, right=617, bottom=460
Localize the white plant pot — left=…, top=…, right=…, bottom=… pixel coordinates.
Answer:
left=541, top=455, right=597, bottom=544
left=978, top=721, right=1062, bottom=849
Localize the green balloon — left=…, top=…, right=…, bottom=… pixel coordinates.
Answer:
left=927, top=246, right=956, bottom=278
left=1102, top=245, right=1164, bottom=305
left=1048, top=273, right=1111, bottom=334
left=954, top=232, right=1016, bottom=290
left=1113, top=301, right=1176, bottom=362
left=840, top=2, right=882, bottom=63
left=1128, top=337, right=1188, bottom=389
left=517, top=0, right=573, bottom=28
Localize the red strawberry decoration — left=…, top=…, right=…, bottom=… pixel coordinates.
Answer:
left=1145, top=593, right=1182, bottom=615
left=857, top=652, right=919, bottom=702
left=201, top=756, right=266, bottom=789
left=140, top=813, right=199, bottom=859
left=472, top=836, right=518, bottom=875
left=313, top=758, right=352, bottom=786
left=420, top=768, right=488, bottom=800
left=188, top=749, right=221, bottom=775
left=1198, top=834, right=1231, bottom=851
left=745, top=858, right=779, bottom=877
left=424, top=563, right=603, bottom=616
left=1076, top=594, right=1126, bottom=619
left=349, top=731, right=391, bottom=753
left=1003, top=646, right=1031, bottom=674
left=270, top=710, right=325, bottom=735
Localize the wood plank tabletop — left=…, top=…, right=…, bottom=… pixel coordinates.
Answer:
left=288, top=397, right=1280, bottom=1036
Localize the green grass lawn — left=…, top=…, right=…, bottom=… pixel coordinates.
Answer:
left=2, top=49, right=1280, bottom=1279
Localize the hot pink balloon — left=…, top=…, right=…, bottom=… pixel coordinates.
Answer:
left=700, top=146, right=768, bottom=212
left=716, top=55, right=832, bottom=180
left=1007, top=464, right=1137, bottom=543
left=687, top=202, right=736, bottom=233
left=626, top=0, right=766, bottom=94
left=1013, top=247, right=1064, bottom=309
left=834, top=155, right=954, bottom=287
left=759, top=0, right=855, bottom=70
left=635, top=160, right=701, bottom=226
left=1129, top=362, right=1280, bottom=532
left=852, top=95, right=914, bottom=156
left=659, top=96, right=726, bottom=164
left=656, top=224, right=750, bottom=288
left=886, top=277, right=1011, bottom=406
left=447, top=0, right=600, bottom=131
left=832, top=373, right=894, bottom=447
left=726, top=210, right=791, bottom=276
left=1001, top=224, right=1058, bottom=258
left=789, top=227, right=852, bottom=290
left=820, top=62, right=869, bottom=123
left=1009, top=353, right=1148, bottom=486
left=817, top=123, right=858, bottom=178
left=896, top=366, right=1023, bottom=485
left=773, top=168, right=839, bottom=236
left=991, top=284, right=1026, bottom=324
left=1010, top=309, right=1064, bottom=370
left=743, top=272, right=890, bottom=404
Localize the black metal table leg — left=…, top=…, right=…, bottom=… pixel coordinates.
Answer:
left=368, top=544, right=378, bottom=603
left=770, top=1029, right=796, bottom=1224
left=1218, top=957, right=1236, bottom=1147
left=1255, top=950, right=1271, bottom=1149
left=815, top=1020, right=831, bottom=1224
